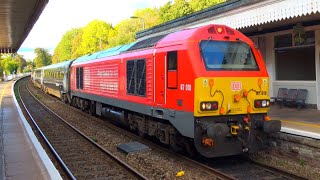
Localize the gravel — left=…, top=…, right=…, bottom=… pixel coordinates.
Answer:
left=26, top=78, right=218, bottom=180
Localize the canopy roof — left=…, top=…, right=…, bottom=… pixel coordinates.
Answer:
left=137, top=0, right=320, bottom=40
left=0, top=0, right=48, bottom=53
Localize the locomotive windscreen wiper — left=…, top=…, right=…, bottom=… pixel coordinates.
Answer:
left=200, top=36, right=213, bottom=51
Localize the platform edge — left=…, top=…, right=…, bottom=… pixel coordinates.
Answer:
left=281, top=127, right=320, bottom=140
left=12, top=78, right=62, bottom=180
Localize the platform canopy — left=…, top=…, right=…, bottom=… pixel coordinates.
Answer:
left=0, top=0, right=48, bottom=54
left=136, top=0, right=320, bottom=40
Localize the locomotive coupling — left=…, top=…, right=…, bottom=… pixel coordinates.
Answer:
left=206, top=123, right=229, bottom=139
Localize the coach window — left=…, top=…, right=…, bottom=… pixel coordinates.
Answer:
left=126, top=59, right=146, bottom=96
left=167, top=51, right=177, bottom=89
left=76, top=67, right=84, bottom=89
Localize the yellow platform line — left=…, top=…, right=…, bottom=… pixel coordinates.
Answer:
left=279, top=119, right=320, bottom=128
left=0, top=83, right=11, bottom=105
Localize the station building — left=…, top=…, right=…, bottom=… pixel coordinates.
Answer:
left=136, top=0, right=320, bottom=110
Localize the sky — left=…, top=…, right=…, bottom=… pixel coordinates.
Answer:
left=18, top=0, right=170, bottom=60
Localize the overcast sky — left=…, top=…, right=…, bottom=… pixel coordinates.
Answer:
left=18, top=0, right=170, bottom=60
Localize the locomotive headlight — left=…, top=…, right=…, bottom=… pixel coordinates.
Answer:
left=261, top=100, right=267, bottom=107
left=205, top=103, right=212, bottom=110
left=254, top=99, right=270, bottom=108
left=201, top=103, right=206, bottom=110
left=200, top=101, right=218, bottom=111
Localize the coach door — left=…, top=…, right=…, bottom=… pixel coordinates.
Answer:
left=155, top=52, right=166, bottom=105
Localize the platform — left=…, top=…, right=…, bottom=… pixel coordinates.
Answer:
left=269, top=104, right=320, bottom=139
left=0, top=80, right=61, bottom=180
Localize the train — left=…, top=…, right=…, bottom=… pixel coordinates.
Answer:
left=31, top=24, right=281, bottom=158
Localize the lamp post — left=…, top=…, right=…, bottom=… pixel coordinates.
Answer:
left=130, top=16, right=145, bottom=30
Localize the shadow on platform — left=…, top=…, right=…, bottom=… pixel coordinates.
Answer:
left=269, top=104, right=320, bottom=125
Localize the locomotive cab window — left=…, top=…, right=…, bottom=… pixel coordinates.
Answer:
left=200, top=41, right=259, bottom=71
left=167, top=51, right=178, bottom=89
left=126, top=59, right=146, bottom=96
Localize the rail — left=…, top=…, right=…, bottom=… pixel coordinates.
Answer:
left=17, top=78, right=147, bottom=180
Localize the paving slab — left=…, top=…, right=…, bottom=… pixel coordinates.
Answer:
left=269, top=104, right=320, bottom=139
left=117, top=141, right=150, bottom=155
left=0, top=80, right=61, bottom=180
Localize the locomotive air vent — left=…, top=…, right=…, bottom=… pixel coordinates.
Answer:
left=208, top=26, right=216, bottom=34
left=225, top=27, right=235, bottom=35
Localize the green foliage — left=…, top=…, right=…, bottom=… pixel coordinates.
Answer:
left=160, top=0, right=226, bottom=22
left=33, top=48, right=52, bottom=68
left=160, top=0, right=192, bottom=22
left=12, top=54, right=27, bottom=73
left=189, top=0, right=226, bottom=12
left=71, top=29, right=84, bottom=59
left=1, top=56, right=18, bottom=74
left=108, top=19, right=137, bottom=47
left=52, top=0, right=226, bottom=60
left=78, top=20, right=113, bottom=56
left=298, top=159, right=306, bottom=167
left=52, top=28, right=81, bottom=64
left=23, top=60, right=34, bottom=72
left=109, top=8, right=161, bottom=47
left=0, top=54, right=27, bottom=74
left=0, top=55, right=3, bottom=76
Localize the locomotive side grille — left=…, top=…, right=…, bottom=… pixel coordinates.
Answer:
left=146, top=58, right=153, bottom=102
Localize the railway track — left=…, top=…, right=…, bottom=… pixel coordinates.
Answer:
left=17, top=77, right=307, bottom=180
left=16, top=77, right=147, bottom=179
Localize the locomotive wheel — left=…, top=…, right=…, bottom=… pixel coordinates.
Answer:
left=138, top=130, right=146, bottom=138
left=184, top=139, right=197, bottom=158
left=169, top=134, right=183, bottom=153
left=89, top=101, right=96, bottom=116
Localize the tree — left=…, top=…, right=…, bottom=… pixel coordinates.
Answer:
left=109, top=8, right=161, bottom=47
left=189, top=0, right=226, bottom=12
left=0, top=55, right=4, bottom=77
left=108, top=20, right=136, bottom=47
left=52, top=28, right=81, bottom=64
left=160, top=0, right=192, bottom=23
left=159, top=2, right=174, bottom=23
left=134, top=8, right=161, bottom=30
left=51, top=0, right=226, bottom=60
left=23, top=60, right=34, bottom=72
left=1, top=55, right=18, bottom=74
left=77, top=20, right=113, bottom=56
left=33, top=48, right=52, bottom=68
left=13, top=54, right=27, bottom=73
left=71, top=29, right=84, bottom=59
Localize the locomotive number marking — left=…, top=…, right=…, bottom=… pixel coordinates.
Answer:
left=180, top=84, right=192, bottom=91
left=231, top=82, right=242, bottom=91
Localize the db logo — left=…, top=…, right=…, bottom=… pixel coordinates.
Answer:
left=231, top=82, right=242, bottom=91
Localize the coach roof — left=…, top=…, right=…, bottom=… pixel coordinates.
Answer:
left=72, top=43, right=135, bottom=64
left=42, top=60, right=73, bottom=70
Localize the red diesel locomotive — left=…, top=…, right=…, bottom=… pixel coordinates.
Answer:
left=33, top=24, right=281, bottom=157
